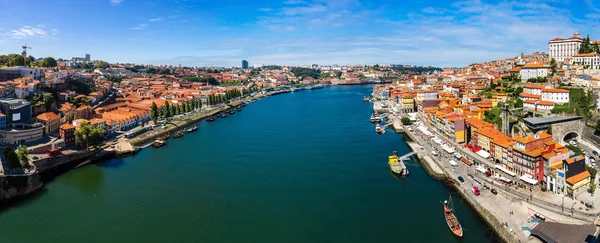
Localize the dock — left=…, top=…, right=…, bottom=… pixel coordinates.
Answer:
left=405, top=141, right=446, bottom=180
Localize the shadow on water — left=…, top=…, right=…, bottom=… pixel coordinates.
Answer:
left=0, top=187, right=49, bottom=212
left=96, top=158, right=126, bottom=169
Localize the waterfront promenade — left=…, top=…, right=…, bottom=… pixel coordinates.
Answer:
left=394, top=115, right=593, bottom=242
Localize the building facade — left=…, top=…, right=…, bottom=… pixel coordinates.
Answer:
left=548, top=31, right=583, bottom=63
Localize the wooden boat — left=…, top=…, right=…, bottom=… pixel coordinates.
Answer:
left=370, top=115, right=376, bottom=123
left=152, top=139, right=166, bottom=148
left=173, top=130, right=184, bottom=138
left=228, top=109, right=235, bottom=115
left=388, top=151, right=403, bottom=175
left=220, top=112, right=227, bottom=118
left=443, top=196, right=463, bottom=238
left=207, top=116, right=215, bottom=122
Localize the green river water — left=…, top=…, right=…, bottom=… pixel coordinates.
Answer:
left=0, top=85, right=499, bottom=242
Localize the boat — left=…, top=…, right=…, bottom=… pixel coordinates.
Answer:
left=375, top=124, right=383, bottom=134
left=374, top=113, right=382, bottom=122
left=370, top=114, right=376, bottom=123
left=364, top=96, right=369, bottom=102
left=186, top=125, right=198, bottom=133
left=207, top=116, right=215, bottom=122
left=312, top=84, right=324, bottom=90
left=443, top=196, right=464, bottom=238
left=236, top=106, right=242, bottom=112
left=152, top=139, right=166, bottom=148
left=228, top=109, right=235, bottom=115
left=173, top=130, right=184, bottom=138
left=388, top=151, right=403, bottom=175
left=220, top=112, right=227, bottom=118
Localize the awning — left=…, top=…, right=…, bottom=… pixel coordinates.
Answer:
left=499, top=176, right=512, bottom=183
left=443, top=145, right=455, bottom=153
left=476, top=166, right=486, bottom=173
left=520, top=174, right=538, bottom=185
left=495, top=165, right=517, bottom=177
left=449, top=160, right=458, bottom=166
left=460, top=157, right=473, bottom=166
left=476, top=150, right=490, bottom=159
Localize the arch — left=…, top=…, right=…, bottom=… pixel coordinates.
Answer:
left=563, top=131, right=580, bottom=142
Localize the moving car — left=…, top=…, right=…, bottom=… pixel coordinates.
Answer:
left=457, top=176, right=464, bottom=183
left=491, top=189, right=497, bottom=195
left=472, top=186, right=480, bottom=196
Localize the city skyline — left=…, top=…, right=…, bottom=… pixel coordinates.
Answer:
left=1, top=0, right=600, bottom=67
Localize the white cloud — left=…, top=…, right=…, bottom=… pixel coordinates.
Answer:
left=149, top=18, right=163, bottom=22
left=109, top=0, right=123, bottom=6
left=131, top=24, right=147, bottom=30
left=9, top=25, right=57, bottom=40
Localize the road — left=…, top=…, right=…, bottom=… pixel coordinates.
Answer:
left=408, top=116, right=597, bottom=222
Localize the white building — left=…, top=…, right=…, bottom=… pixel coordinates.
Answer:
left=522, top=84, right=545, bottom=96
left=548, top=31, right=583, bottom=63
left=541, top=88, right=570, bottom=104
left=520, top=61, right=550, bottom=82
left=572, top=52, right=600, bottom=69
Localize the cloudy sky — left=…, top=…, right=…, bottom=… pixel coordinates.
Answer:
left=0, top=0, right=599, bottom=67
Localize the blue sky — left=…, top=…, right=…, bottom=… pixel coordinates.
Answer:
left=0, top=0, right=599, bottom=67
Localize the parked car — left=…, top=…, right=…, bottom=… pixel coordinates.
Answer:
left=457, top=176, right=464, bottom=183
left=491, top=189, right=498, bottom=195
left=472, top=186, right=481, bottom=196
left=593, top=151, right=599, bottom=156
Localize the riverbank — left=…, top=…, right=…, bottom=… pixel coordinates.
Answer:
left=128, top=94, right=267, bottom=147
left=395, top=121, right=523, bottom=242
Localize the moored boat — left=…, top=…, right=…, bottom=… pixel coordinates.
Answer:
left=364, top=96, right=369, bottom=102
left=375, top=124, right=383, bottom=134
left=443, top=196, right=463, bottom=238
left=186, top=125, right=198, bottom=133
left=207, top=116, right=215, bottom=122
left=388, top=151, right=403, bottom=175
left=370, top=115, right=376, bottom=123
left=173, top=130, right=184, bottom=138
left=220, top=112, right=227, bottom=118
left=152, top=139, right=166, bottom=148
left=374, top=113, right=382, bottom=122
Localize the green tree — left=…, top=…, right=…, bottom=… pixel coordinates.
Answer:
left=549, top=58, right=557, bottom=76
left=401, top=117, right=411, bottom=125
left=7, top=54, right=24, bottom=66
left=43, top=93, right=55, bottom=111
left=3, top=147, right=20, bottom=169
left=515, top=98, right=523, bottom=108
left=164, top=101, right=171, bottom=117
left=15, top=145, right=29, bottom=168
left=587, top=165, right=597, bottom=181
left=590, top=182, right=597, bottom=194
left=150, top=102, right=158, bottom=123
left=74, top=122, right=105, bottom=151
left=97, top=61, right=109, bottom=69
left=26, top=55, right=35, bottom=67
left=41, top=57, right=58, bottom=68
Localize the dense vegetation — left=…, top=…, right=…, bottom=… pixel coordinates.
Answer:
left=184, top=76, right=219, bottom=85
left=551, top=88, right=593, bottom=121
left=290, top=67, right=320, bottom=79
left=483, top=106, right=503, bottom=131
left=579, top=35, right=600, bottom=54
left=391, top=66, right=442, bottom=74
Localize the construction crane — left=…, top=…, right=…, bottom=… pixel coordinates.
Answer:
left=22, top=45, right=31, bottom=66
left=501, top=103, right=525, bottom=136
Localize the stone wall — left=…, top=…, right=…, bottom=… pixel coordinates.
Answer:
left=551, top=119, right=584, bottom=142
left=33, top=150, right=99, bottom=172
left=0, top=173, right=44, bottom=203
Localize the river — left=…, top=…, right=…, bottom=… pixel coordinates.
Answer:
left=0, top=85, right=500, bottom=242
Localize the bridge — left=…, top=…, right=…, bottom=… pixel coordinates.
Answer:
left=398, top=151, right=416, bottom=161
